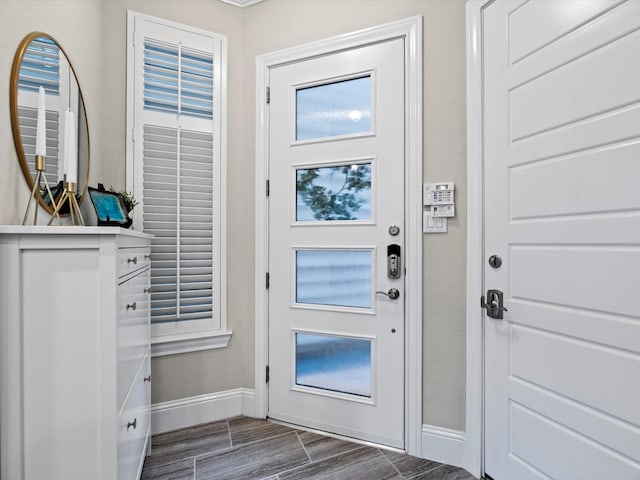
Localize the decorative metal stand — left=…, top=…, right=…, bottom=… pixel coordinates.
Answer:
left=23, top=155, right=60, bottom=225
left=48, top=181, right=85, bottom=226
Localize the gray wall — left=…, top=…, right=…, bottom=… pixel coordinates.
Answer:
left=0, top=0, right=467, bottom=431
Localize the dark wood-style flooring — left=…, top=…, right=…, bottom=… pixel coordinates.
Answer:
left=141, top=416, right=476, bottom=479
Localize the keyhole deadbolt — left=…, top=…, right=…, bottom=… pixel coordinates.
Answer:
left=488, top=255, right=502, bottom=269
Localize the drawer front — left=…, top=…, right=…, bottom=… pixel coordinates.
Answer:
left=117, top=268, right=151, bottom=408
left=118, top=352, right=151, bottom=480
left=117, top=247, right=151, bottom=281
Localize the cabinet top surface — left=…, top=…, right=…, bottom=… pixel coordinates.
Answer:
left=0, top=225, right=153, bottom=239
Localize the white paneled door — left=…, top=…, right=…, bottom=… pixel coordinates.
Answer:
left=483, top=1, right=640, bottom=479
left=267, top=38, right=405, bottom=448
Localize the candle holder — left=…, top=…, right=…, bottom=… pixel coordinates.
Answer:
left=22, top=155, right=61, bottom=225
left=48, top=180, right=85, bottom=226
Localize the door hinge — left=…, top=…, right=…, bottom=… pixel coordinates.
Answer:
left=266, top=272, right=270, bottom=289
left=266, top=86, right=271, bottom=104
left=265, top=365, right=270, bottom=383
left=266, top=179, right=270, bottom=197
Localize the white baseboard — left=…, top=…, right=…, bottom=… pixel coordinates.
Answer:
left=151, top=388, right=256, bottom=434
left=421, top=424, right=467, bottom=471
left=151, top=398, right=472, bottom=474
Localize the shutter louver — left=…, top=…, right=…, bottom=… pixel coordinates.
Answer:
left=143, top=125, right=214, bottom=324
left=18, top=36, right=60, bottom=95
left=180, top=47, right=214, bottom=119
left=143, top=125, right=178, bottom=323
left=179, top=129, right=214, bottom=321
left=18, top=106, right=60, bottom=187
left=144, top=40, right=213, bottom=119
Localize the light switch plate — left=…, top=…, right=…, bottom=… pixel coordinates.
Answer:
left=423, top=212, right=447, bottom=233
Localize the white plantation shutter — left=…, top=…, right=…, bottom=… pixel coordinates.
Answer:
left=143, top=40, right=214, bottom=120
left=177, top=129, right=214, bottom=320
left=128, top=12, right=227, bottom=344
left=143, top=126, right=214, bottom=324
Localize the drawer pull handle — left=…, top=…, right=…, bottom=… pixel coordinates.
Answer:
left=144, top=375, right=152, bottom=383
left=127, top=418, right=137, bottom=430
left=127, top=257, right=138, bottom=265
left=127, top=302, right=137, bottom=311
left=144, top=288, right=151, bottom=294
left=144, top=254, right=151, bottom=260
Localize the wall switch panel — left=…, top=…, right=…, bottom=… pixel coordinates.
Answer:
left=423, top=212, right=447, bottom=233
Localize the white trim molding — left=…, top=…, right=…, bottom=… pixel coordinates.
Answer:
left=465, top=0, right=492, bottom=478
left=151, top=388, right=256, bottom=434
left=421, top=424, right=467, bottom=470
left=151, top=330, right=232, bottom=357
left=220, top=0, right=264, bottom=7
left=255, top=16, right=423, bottom=456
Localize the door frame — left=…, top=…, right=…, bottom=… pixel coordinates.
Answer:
left=254, top=16, right=423, bottom=456
left=465, top=0, right=501, bottom=478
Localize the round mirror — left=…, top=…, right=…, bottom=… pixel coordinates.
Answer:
left=9, top=32, right=90, bottom=215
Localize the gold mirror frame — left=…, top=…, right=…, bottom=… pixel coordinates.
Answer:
left=10, top=31, right=90, bottom=215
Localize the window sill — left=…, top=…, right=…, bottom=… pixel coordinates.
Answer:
left=151, top=330, right=232, bottom=357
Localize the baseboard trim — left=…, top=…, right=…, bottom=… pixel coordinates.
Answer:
left=421, top=424, right=466, bottom=470
left=151, top=388, right=256, bottom=434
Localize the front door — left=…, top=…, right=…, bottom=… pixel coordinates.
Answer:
left=483, top=1, right=640, bottom=478
left=267, top=37, right=405, bottom=448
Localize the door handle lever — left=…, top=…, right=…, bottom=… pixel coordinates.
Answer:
left=376, top=288, right=400, bottom=300
left=481, top=289, right=507, bottom=319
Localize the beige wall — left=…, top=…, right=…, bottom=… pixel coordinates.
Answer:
left=98, top=0, right=253, bottom=402
left=243, top=0, right=468, bottom=431
left=0, top=0, right=467, bottom=431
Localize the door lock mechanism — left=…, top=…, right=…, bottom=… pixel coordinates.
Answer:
left=481, top=289, right=508, bottom=319
left=387, top=244, right=401, bottom=279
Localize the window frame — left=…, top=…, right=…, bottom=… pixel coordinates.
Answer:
left=126, top=10, right=230, bottom=356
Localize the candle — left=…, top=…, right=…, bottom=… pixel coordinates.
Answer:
left=64, top=109, right=77, bottom=184
left=35, top=86, right=46, bottom=157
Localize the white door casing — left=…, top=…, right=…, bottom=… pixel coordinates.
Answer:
left=255, top=17, right=423, bottom=455
left=480, top=1, right=640, bottom=479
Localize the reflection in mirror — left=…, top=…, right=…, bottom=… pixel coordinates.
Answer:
left=10, top=32, right=89, bottom=215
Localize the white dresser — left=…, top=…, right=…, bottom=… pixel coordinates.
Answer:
left=0, top=226, right=153, bottom=480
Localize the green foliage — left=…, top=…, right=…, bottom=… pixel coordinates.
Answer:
left=110, top=187, right=139, bottom=212
left=296, top=165, right=370, bottom=220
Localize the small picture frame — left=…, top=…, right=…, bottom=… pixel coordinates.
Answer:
left=88, top=185, right=132, bottom=227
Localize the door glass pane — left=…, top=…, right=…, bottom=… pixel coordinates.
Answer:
left=296, top=332, right=372, bottom=397
left=296, top=76, right=371, bottom=141
left=296, top=163, right=371, bottom=221
left=296, top=250, right=371, bottom=309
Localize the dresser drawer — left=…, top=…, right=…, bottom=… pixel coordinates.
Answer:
left=117, top=268, right=150, bottom=407
left=117, top=247, right=151, bottom=281
left=118, top=352, right=151, bottom=480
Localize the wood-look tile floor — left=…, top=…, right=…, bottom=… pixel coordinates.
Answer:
left=141, top=416, right=476, bottom=480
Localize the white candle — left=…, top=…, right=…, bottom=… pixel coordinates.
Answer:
left=35, top=86, right=46, bottom=157
left=64, top=109, right=77, bottom=184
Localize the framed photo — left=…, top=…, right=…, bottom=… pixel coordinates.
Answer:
left=88, top=186, right=132, bottom=227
